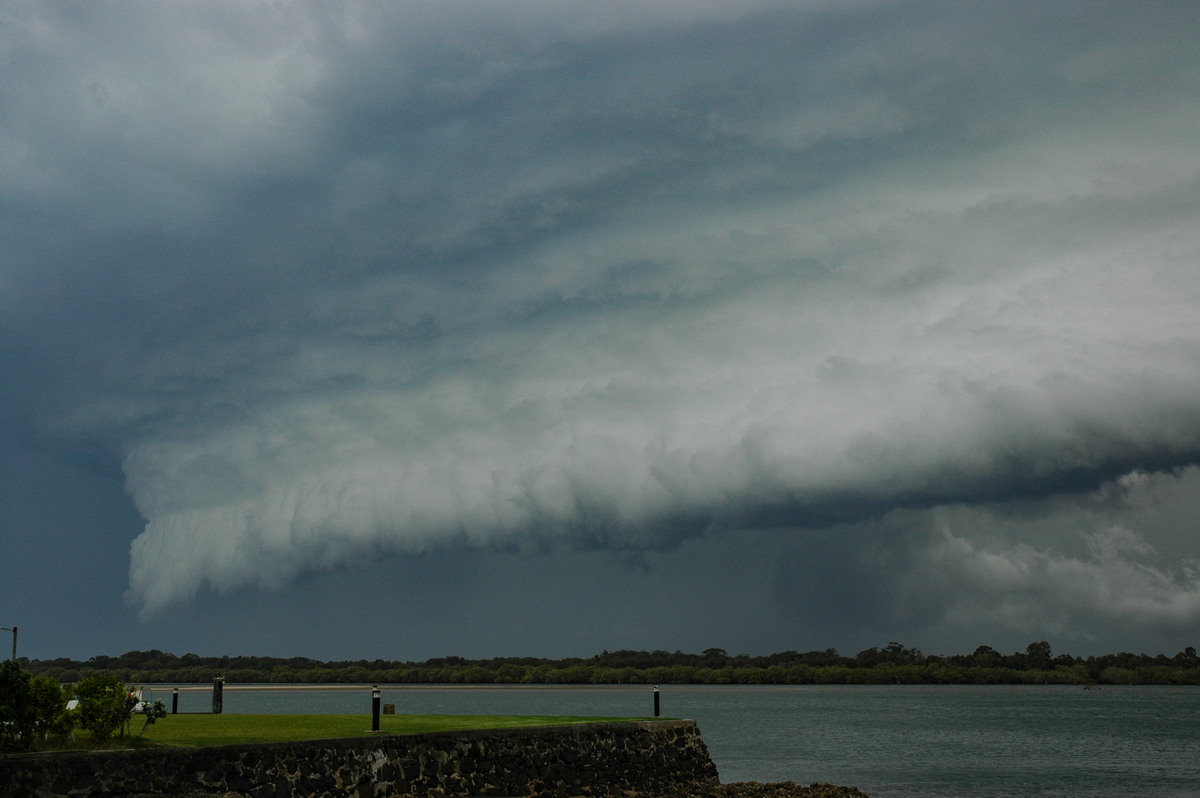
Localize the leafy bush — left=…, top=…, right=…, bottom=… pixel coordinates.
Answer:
left=75, top=673, right=132, bottom=742
left=135, top=698, right=168, bottom=736
left=28, top=674, right=72, bottom=741
left=0, top=659, right=34, bottom=750
left=0, top=660, right=72, bottom=750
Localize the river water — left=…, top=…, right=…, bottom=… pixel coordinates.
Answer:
left=147, top=683, right=1200, bottom=798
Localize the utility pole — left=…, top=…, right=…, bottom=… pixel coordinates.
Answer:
left=0, top=627, right=16, bottom=661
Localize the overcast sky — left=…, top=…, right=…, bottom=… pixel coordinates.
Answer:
left=3, top=1, right=1200, bottom=663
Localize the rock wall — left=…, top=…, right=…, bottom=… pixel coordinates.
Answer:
left=0, top=719, right=719, bottom=798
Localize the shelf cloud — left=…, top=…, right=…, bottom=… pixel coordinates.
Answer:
left=5, top=1, right=1200, bottom=653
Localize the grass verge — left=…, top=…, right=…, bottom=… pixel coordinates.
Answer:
left=140, top=713, right=647, bottom=748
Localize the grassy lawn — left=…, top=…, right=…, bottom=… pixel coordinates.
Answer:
left=138, top=713, right=646, bottom=748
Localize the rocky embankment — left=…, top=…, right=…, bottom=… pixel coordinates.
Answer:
left=155, top=784, right=870, bottom=798
left=5, top=720, right=869, bottom=798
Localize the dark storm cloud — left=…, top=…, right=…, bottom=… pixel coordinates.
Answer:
left=771, top=467, right=1200, bottom=653
left=4, top=0, right=1200, bottom=650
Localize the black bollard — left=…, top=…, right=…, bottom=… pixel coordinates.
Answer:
left=172, top=688, right=179, bottom=715
left=212, top=677, right=224, bottom=714
left=653, top=685, right=660, bottom=717
left=371, top=685, right=381, bottom=732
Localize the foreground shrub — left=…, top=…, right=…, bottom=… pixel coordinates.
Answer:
left=75, top=673, right=132, bottom=742
left=0, top=660, right=72, bottom=750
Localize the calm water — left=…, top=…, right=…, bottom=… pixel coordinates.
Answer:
left=146, top=683, right=1200, bottom=798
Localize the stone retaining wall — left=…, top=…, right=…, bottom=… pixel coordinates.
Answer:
left=0, top=719, right=719, bottom=798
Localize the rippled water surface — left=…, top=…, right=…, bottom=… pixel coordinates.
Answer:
left=149, top=683, right=1200, bottom=798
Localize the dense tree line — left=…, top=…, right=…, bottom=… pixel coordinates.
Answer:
left=21, top=642, right=1200, bottom=686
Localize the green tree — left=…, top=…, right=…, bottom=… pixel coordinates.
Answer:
left=0, top=659, right=36, bottom=750
left=1026, top=641, right=1053, bottom=670
left=970, top=645, right=1001, bottom=668
left=29, top=675, right=72, bottom=742
left=75, top=673, right=130, bottom=742
left=0, top=660, right=71, bottom=750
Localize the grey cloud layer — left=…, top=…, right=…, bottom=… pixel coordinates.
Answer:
left=4, top=2, right=1200, bottom=625
left=775, top=467, right=1200, bottom=650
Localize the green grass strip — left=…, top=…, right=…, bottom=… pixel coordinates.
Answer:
left=141, top=714, right=647, bottom=748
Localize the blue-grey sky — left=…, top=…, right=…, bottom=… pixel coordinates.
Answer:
left=3, top=0, right=1200, bottom=662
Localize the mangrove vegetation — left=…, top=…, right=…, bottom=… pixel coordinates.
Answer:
left=19, top=642, right=1200, bottom=686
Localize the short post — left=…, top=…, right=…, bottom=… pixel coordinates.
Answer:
left=212, top=677, right=224, bottom=714
left=653, top=685, right=660, bottom=717
left=172, top=688, right=179, bottom=715
left=371, top=685, right=382, bottom=732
